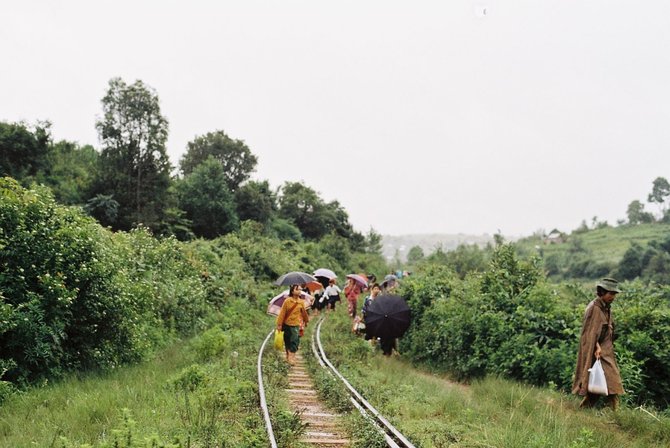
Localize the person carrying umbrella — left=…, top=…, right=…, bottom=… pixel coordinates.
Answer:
left=276, top=284, right=310, bottom=365
left=361, top=282, right=381, bottom=320
left=364, top=294, right=411, bottom=356
left=355, top=282, right=381, bottom=338
left=344, top=275, right=366, bottom=319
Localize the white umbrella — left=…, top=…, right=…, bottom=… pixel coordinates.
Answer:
left=313, top=268, right=337, bottom=279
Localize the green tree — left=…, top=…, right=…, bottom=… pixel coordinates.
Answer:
left=84, top=194, right=119, bottom=227
left=406, top=245, right=425, bottom=264
left=177, top=157, right=239, bottom=238
left=648, top=177, right=670, bottom=217
left=266, top=216, right=303, bottom=241
left=0, top=121, right=51, bottom=184
left=574, top=219, right=589, bottom=234
left=180, top=130, right=258, bottom=192
left=235, top=180, right=276, bottom=225
left=36, top=140, right=98, bottom=205
left=278, top=181, right=330, bottom=240
left=617, top=242, right=644, bottom=280
left=447, top=243, right=488, bottom=278
left=324, top=199, right=356, bottom=239
left=364, top=228, right=383, bottom=255
left=319, top=232, right=352, bottom=268
left=627, top=199, right=654, bottom=224
left=642, top=252, right=670, bottom=284
left=93, top=77, right=172, bottom=231
left=278, top=182, right=358, bottom=241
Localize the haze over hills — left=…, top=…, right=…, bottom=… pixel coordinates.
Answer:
left=381, top=233, right=497, bottom=262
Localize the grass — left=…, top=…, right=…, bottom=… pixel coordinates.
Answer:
left=4, top=296, right=669, bottom=447
left=515, top=223, right=670, bottom=266
left=0, top=298, right=276, bottom=448
left=0, top=343, right=192, bottom=447
left=317, top=307, right=670, bottom=448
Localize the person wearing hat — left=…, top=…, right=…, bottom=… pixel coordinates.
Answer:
left=572, top=278, right=624, bottom=410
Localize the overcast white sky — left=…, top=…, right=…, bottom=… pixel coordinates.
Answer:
left=3, top=1, right=669, bottom=236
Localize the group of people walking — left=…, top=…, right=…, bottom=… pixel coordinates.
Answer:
left=275, top=271, right=402, bottom=364
left=275, top=269, right=625, bottom=413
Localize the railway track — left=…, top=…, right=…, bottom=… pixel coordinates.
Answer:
left=258, top=316, right=416, bottom=448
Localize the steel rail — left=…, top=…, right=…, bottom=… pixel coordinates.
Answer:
left=313, top=316, right=416, bottom=448
left=258, top=329, right=279, bottom=448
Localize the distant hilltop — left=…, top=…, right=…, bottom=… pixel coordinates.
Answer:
left=381, top=233, right=496, bottom=262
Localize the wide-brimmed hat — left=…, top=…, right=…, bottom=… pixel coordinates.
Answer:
left=596, top=278, right=621, bottom=293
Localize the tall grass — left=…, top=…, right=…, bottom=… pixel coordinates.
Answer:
left=318, top=308, right=670, bottom=447
left=0, top=298, right=275, bottom=448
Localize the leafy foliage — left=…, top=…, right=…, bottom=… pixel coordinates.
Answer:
left=400, top=244, right=670, bottom=408
left=0, top=179, right=213, bottom=387
left=627, top=199, right=654, bottom=225
left=278, top=181, right=357, bottom=241
left=180, top=130, right=258, bottom=192
left=235, top=179, right=277, bottom=226
left=648, top=177, right=670, bottom=216
left=176, top=156, right=239, bottom=238
left=0, top=121, right=51, bottom=184
left=36, top=140, right=99, bottom=206
left=92, top=77, right=172, bottom=232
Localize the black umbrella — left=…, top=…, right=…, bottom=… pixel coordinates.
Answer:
left=364, top=294, right=411, bottom=339
left=274, top=271, right=316, bottom=286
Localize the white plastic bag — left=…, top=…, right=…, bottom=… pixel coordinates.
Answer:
left=588, top=359, right=608, bottom=395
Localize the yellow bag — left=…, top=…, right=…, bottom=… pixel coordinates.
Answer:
left=274, top=329, right=285, bottom=351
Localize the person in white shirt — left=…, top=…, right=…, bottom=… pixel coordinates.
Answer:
left=323, top=278, right=342, bottom=312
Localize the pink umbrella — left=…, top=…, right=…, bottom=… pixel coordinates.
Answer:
left=267, top=290, right=313, bottom=316
left=346, top=273, right=368, bottom=288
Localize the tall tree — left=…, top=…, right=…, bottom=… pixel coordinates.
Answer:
left=648, top=176, right=670, bottom=217
left=323, top=199, right=356, bottom=240
left=93, top=77, right=171, bottom=231
left=235, top=180, right=277, bottom=225
left=0, top=121, right=51, bottom=184
left=176, top=156, right=239, bottom=238
left=180, top=130, right=258, bottom=192
left=626, top=199, right=654, bottom=225
left=278, top=181, right=329, bottom=240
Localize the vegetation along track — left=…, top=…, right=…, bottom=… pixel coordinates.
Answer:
left=258, top=316, right=416, bottom=447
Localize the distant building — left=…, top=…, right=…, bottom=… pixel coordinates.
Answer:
left=544, top=229, right=565, bottom=244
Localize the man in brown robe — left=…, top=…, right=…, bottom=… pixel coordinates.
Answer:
left=572, top=278, right=624, bottom=410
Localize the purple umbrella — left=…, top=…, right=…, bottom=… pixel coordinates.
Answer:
left=346, top=273, right=368, bottom=288
left=267, top=290, right=313, bottom=316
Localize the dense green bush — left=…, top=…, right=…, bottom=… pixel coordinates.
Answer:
left=0, top=178, right=388, bottom=396
left=0, top=179, right=214, bottom=388
left=401, top=243, right=670, bottom=408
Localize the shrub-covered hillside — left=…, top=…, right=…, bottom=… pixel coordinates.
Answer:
left=514, top=223, right=670, bottom=283
left=0, top=178, right=388, bottom=397
left=400, top=244, right=670, bottom=409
